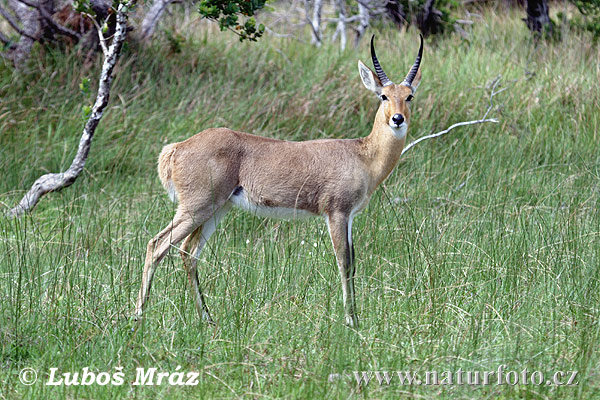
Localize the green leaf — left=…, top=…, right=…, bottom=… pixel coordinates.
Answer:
left=79, top=78, right=91, bottom=95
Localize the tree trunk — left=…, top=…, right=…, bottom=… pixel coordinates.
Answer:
left=524, top=0, right=553, bottom=34
left=417, top=0, right=444, bottom=37
left=139, top=0, right=173, bottom=40
left=333, top=0, right=346, bottom=50
left=385, top=0, right=406, bottom=29
left=310, top=0, right=323, bottom=46
left=355, top=0, right=370, bottom=47
left=7, top=0, right=39, bottom=68
left=7, top=2, right=129, bottom=218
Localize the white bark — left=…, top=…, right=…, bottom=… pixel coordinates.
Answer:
left=139, top=0, right=173, bottom=40
left=333, top=0, right=346, bottom=50
left=355, top=0, right=370, bottom=47
left=309, top=0, right=323, bottom=46
left=7, top=2, right=129, bottom=218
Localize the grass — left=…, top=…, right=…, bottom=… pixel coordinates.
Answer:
left=0, top=5, right=599, bottom=399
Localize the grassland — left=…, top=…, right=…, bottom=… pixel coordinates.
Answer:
left=0, top=5, right=599, bottom=399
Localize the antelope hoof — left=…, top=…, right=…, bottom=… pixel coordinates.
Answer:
left=345, top=315, right=359, bottom=328
left=133, top=307, right=144, bottom=322
left=202, top=311, right=216, bottom=326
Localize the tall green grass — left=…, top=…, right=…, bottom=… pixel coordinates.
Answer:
left=0, top=6, right=599, bottom=399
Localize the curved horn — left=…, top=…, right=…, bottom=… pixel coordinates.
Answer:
left=370, top=35, right=392, bottom=87
left=401, top=34, right=423, bottom=88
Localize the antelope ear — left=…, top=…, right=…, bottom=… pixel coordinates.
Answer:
left=358, top=60, right=382, bottom=96
left=411, top=68, right=422, bottom=94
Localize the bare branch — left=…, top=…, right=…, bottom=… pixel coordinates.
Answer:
left=402, top=77, right=503, bottom=155
left=7, top=2, right=129, bottom=218
left=0, top=4, right=38, bottom=41
left=322, top=15, right=361, bottom=23
left=84, top=13, right=109, bottom=55
left=16, top=0, right=81, bottom=41
left=264, top=25, right=305, bottom=42
left=401, top=118, right=498, bottom=155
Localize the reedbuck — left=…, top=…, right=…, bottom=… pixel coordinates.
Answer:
left=135, top=36, right=423, bottom=327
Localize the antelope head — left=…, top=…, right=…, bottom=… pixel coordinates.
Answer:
left=358, top=35, right=423, bottom=140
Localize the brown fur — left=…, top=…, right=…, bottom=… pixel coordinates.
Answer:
left=163, top=129, right=369, bottom=216
left=135, top=47, right=423, bottom=328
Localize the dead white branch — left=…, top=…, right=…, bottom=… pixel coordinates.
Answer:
left=401, top=118, right=498, bottom=155
left=402, top=77, right=503, bottom=155
left=7, top=2, right=129, bottom=218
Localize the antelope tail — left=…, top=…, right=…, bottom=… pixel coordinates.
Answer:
left=158, top=143, right=178, bottom=203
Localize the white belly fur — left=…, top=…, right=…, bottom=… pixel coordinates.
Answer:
left=229, top=188, right=316, bottom=220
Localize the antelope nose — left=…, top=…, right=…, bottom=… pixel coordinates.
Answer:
left=392, top=114, right=404, bottom=126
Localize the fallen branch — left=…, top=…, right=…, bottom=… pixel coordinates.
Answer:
left=402, top=76, right=503, bottom=155
left=7, top=2, right=129, bottom=218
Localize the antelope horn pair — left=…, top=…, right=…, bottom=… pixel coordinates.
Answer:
left=370, top=34, right=423, bottom=90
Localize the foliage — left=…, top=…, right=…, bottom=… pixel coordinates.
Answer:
left=570, top=0, right=600, bottom=38
left=197, top=0, right=266, bottom=41
left=164, top=29, right=185, bottom=53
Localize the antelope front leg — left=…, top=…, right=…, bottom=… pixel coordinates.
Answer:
left=326, top=212, right=358, bottom=328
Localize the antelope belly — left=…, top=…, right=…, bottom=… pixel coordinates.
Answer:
left=229, top=187, right=315, bottom=219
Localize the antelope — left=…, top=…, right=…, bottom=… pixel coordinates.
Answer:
left=134, top=35, right=423, bottom=328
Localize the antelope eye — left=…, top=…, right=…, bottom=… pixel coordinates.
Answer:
left=380, top=94, right=388, bottom=101
left=406, top=94, right=414, bottom=102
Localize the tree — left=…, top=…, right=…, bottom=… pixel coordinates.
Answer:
left=139, top=0, right=174, bottom=41
left=523, top=0, right=554, bottom=37
left=6, top=0, right=267, bottom=217
left=385, top=0, right=454, bottom=37
left=0, top=0, right=112, bottom=68
left=570, top=0, right=600, bottom=39
left=7, top=0, right=129, bottom=217
left=304, top=0, right=457, bottom=49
